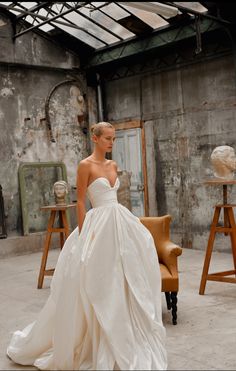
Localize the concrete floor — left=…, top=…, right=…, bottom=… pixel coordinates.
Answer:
left=0, top=248, right=236, bottom=370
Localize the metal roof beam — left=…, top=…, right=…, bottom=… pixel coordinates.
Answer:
left=43, top=3, right=108, bottom=46
left=63, top=2, right=123, bottom=42
left=87, top=17, right=222, bottom=68
left=13, top=2, right=88, bottom=39
left=16, top=2, right=50, bottom=20
left=12, top=5, right=107, bottom=41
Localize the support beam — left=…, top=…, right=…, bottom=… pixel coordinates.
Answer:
left=88, top=18, right=222, bottom=68
left=13, top=2, right=87, bottom=39
left=16, top=2, right=50, bottom=20
left=87, top=17, right=222, bottom=68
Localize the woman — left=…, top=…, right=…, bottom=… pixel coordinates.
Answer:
left=7, top=122, right=167, bottom=370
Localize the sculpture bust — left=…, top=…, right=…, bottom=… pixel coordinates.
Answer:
left=53, top=180, right=69, bottom=205
left=210, top=145, right=236, bottom=180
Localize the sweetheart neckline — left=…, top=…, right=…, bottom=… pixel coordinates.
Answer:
left=87, top=176, right=119, bottom=189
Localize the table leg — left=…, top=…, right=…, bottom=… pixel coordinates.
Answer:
left=37, top=210, right=56, bottom=289
left=61, top=210, right=70, bottom=239
left=59, top=211, right=65, bottom=249
left=223, top=185, right=229, bottom=236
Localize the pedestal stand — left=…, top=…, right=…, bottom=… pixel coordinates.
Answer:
left=199, top=179, right=236, bottom=295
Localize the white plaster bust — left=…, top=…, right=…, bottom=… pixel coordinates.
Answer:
left=53, top=180, right=69, bottom=205
left=210, top=146, right=236, bottom=180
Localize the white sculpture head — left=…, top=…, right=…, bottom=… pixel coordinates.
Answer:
left=53, top=180, right=69, bottom=205
left=210, top=146, right=236, bottom=180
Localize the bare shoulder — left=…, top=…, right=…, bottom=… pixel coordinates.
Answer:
left=109, top=160, right=118, bottom=169
left=77, top=158, right=91, bottom=175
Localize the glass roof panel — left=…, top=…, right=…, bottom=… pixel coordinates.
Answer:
left=63, top=11, right=120, bottom=44
left=121, top=4, right=169, bottom=28
left=37, top=8, right=52, bottom=17
left=96, top=2, right=130, bottom=20
left=38, top=23, right=55, bottom=32
left=19, top=2, right=37, bottom=9
left=0, top=1, right=210, bottom=49
left=52, top=22, right=106, bottom=49
left=121, top=2, right=179, bottom=19
left=25, top=14, right=37, bottom=24
left=51, top=3, right=67, bottom=13
left=80, top=3, right=135, bottom=39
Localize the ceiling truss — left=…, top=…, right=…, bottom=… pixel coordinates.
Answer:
left=0, top=1, right=234, bottom=60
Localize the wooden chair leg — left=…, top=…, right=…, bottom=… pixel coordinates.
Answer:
left=170, top=291, right=178, bottom=325
left=165, top=292, right=172, bottom=310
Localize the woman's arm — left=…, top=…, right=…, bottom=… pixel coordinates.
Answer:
left=76, top=160, right=89, bottom=234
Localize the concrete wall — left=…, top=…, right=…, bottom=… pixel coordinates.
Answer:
left=104, top=51, right=236, bottom=252
left=0, top=12, right=91, bottom=236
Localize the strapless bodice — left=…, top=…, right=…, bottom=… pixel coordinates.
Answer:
left=87, top=177, right=120, bottom=208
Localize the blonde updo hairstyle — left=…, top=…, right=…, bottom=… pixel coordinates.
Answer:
left=90, top=121, right=114, bottom=137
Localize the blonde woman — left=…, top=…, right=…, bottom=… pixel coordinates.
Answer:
left=7, top=122, right=167, bottom=370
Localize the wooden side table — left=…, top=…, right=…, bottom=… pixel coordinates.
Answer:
left=37, top=203, right=76, bottom=289
left=199, top=179, right=236, bottom=295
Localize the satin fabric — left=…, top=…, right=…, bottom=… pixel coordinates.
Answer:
left=7, top=177, right=167, bottom=370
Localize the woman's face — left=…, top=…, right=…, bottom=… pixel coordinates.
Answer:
left=93, top=127, right=116, bottom=153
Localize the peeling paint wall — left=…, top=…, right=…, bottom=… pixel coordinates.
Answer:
left=104, top=49, right=236, bottom=252
left=0, top=12, right=90, bottom=235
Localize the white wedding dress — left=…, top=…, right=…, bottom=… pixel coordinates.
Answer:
left=7, top=177, right=167, bottom=370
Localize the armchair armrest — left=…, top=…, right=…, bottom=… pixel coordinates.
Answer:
left=158, top=241, right=182, bottom=278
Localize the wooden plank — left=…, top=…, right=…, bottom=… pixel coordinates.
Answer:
left=215, top=204, right=236, bottom=208
left=48, top=228, right=66, bottom=233
left=215, top=227, right=233, bottom=233
left=207, top=276, right=236, bottom=283
left=41, top=204, right=76, bottom=211
left=208, top=269, right=236, bottom=277
left=204, top=179, right=236, bottom=185
left=112, top=120, right=141, bottom=131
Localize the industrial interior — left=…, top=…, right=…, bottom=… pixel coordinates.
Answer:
left=1, top=2, right=236, bottom=370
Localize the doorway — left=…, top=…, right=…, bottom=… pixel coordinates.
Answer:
left=112, top=120, right=149, bottom=216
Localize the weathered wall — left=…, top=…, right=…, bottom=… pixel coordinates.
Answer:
left=104, top=47, right=236, bottom=252
left=0, top=12, right=90, bottom=235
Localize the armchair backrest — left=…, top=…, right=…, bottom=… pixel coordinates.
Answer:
left=139, top=215, right=172, bottom=259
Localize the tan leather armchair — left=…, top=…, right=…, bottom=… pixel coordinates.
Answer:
left=140, top=215, right=182, bottom=325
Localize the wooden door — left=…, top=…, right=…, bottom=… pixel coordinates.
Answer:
left=112, top=121, right=148, bottom=216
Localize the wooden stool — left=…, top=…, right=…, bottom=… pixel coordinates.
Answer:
left=37, top=204, right=76, bottom=289
left=199, top=179, right=236, bottom=295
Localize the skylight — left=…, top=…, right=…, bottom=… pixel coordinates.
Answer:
left=0, top=2, right=209, bottom=50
